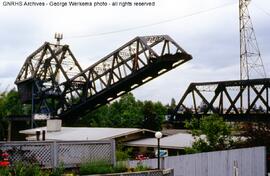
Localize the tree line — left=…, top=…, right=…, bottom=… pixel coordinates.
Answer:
left=1, top=89, right=269, bottom=157
left=0, top=89, right=175, bottom=140
left=77, top=92, right=169, bottom=130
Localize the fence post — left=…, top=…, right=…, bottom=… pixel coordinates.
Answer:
left=111, top=140, right=116, bottom=166
left=171, top=168, right=174, bottom=176
left=51, top=141, right=58, bottom=169
left=161, top=157, right=165, bottom=170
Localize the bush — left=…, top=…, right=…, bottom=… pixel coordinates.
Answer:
left=0, top=167, right=10, bottom=176
left=50, top=163, right=65, bottom=176
left=79, top=160, right=113, bottom=175
left=0, top=162, right=64, bottom=176
left=116, top=147, right=132, bottom=161
left=79, top=160, right=130, bottom=175
left=113, top=163, right=128, bottom=173
left=185, top=114, right=233, bottom=153
left=13, top=162, right=44, bottom=176
left=134, top=163, right=149, bottom=172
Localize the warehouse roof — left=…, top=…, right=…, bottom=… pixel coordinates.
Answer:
left=125, top=133, right=195, bottom=149
left=20, top=127, right=155, bottom=141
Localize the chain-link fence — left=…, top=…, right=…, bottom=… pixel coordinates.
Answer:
left=0, top=140, right=115, bottom=168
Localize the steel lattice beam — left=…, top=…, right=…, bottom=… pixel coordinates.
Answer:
left=15, top=35, right=192, bottom=122
left=173, top=79, right=270, bottom=118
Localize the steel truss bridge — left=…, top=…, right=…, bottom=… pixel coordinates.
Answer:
left=172, top=78, right=270, bottom=122
left=15, top=35, right=192, bottom=122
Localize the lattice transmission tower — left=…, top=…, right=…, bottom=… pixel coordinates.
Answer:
left=239, top=0, right=266, bottom=80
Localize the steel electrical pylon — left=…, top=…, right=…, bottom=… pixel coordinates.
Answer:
left=239, top=0, right=266, bottom=80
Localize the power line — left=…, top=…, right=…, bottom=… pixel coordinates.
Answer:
left=253, top=3, right=270, bottom=17
left=66, top=2, right=236, bottom=39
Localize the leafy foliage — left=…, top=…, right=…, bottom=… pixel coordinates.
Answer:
left=0, top=167, right=10, bottom=176
left=185, top=114, right=234, bottom=153
left=134, top=163, right=150, bottom=172
left=79, top=160, right=112, bottom=175
left=116, top=147, right=133, bottom=161
left=0, top=89, right=31, bottom=140
left=79, top=93, right=167, bottom=130
left=237, top=122, right=270, bottom=149
left=79, top=160, right=128, bottom=175
left=141, top=101, right=166, bottom=131
left=0, top=162, right=54, bottom=176
left=0, top=90, right=167, bottom=139
left=0, top=89, right=31, bottom=117
left=236, top=122, right=270, bottom=172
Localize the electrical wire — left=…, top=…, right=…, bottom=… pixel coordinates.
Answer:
left=253, top=3, right=270, bottom=17
left=66, top=2, right=237, bottom=39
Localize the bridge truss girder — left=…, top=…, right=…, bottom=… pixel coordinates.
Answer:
left=15, top=35, right=192, bottom=121
left=57, top=35, right=192, bottom=119
left=174, top=79, right=270, bottom=117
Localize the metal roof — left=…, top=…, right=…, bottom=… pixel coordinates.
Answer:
left=20, top=127, right=154, bottom=141
left=125, top=133, right=195, bottom=149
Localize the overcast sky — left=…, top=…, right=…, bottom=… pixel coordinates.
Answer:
left=0, top=0, right=269, bottom=105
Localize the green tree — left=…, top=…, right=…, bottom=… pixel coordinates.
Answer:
left=237, top=122, right=270, bottom=171
left=0, top=89, right=31, bottom=140
left=79, top=93, right=167, bottom=129
left=169, top=98, right=176, bottom=109
left=77, top=105, right=110, bottom=127
left=142, top=101, right=166, bottom=131
left=79, top=93, right=144, bottom=128
left=0, top=89, right=28, bottom=116
left=237, top=122, right=270, bottom=148
left=185, top=114, right=233, bottom=153
left=112, top=93, right=143, bottom=127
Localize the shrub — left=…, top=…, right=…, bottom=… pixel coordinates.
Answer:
left=79, top=160, right=131, bottom=175
left=134, top=163, right=149, bottom=172
left=50, top=163, right=65, bottom=176
left=116, top=145, right=133, bottom=161
left=116, top=150, right=129, bottom=161
left=185, top=114, right=233, bottom=153
left=12, top=162, right=45, bottom=176
left=79, top=160, right=113, bottom=175
left=113, top=163, right=128, bottom=173
left=0, top=167, right=10, bottom=176
left=0, top=162, right=63, bottom=176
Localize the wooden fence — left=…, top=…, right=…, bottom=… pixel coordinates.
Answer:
left=0, top=140, right=115, bottom=168
left=128, top=146, right=266, bottom=176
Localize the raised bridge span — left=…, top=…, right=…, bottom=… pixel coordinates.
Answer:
left=15, top=35, right=192, bottom=122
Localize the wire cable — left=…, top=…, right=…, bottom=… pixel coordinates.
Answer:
left=66, top=2, right=237, bottom=39
left=253, top=3, right=270, bottom=17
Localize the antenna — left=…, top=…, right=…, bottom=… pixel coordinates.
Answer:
left=239, top=0, right=266, bottom=80
left=54, top=33, right=63, bottom=45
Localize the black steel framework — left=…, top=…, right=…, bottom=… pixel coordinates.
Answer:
left=173, top=79, right=270, bottom=118
left=15, top=35, right=192, bottom=122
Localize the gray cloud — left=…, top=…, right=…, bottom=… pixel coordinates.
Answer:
left=0, top=0, right=269, bottom=105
